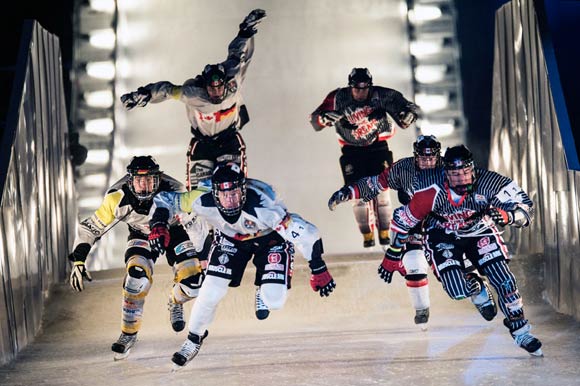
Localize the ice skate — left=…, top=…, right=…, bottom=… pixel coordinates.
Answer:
left=171, top=330, right=209, bottom=371
left=168, top=298, right=185, bottom=332
left=255, top=287, right=270, bottom=320
left=468, top=274, right=497, bottom=321
left=111, top=332, right=137, bottom=361
left=510, top=323, right=543, bottom=356
left=414, top=308, right=429, bottom=331
left=378, top=230, right=390, bottom=246
left=363, top=232, right=375, bottom=248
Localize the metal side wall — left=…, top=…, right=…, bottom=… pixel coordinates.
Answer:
left=490, top=0, right=579, bottom=320
left=0, top=21, right=77, bottom=365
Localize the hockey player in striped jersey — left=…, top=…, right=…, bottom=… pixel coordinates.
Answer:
left=310, top=68, right=418, bottom=248
left=328, top=135, right=443, bottom=328
left=67, top=156, right=207, bottom=360
left=120, top=9, right=266, bottom=190
left=148, top=162, right=336, bottom=370
left=389, top=145, right=542, bottom=356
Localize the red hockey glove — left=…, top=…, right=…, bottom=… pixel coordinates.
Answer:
left=378, top=247, right=407, bottom=283
left=309, top=259, right=336, bottom=297
left=487, top=207, right=513, bottom=226
left=149, top=222, right=170, bottom=254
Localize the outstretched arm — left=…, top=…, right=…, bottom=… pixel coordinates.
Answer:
left=273, top=213, right=336, bottom=297
left=310, top=90, right=342, bottom=131
left=120, top=81, right=183, bottom=110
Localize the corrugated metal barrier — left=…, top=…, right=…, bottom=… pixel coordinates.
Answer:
left=0, top=21, right=77, bottom=365
left=490, top=0, right=579, bottom=320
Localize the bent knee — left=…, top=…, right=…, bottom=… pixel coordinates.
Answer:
left=260, top=284, right=287, bottom=310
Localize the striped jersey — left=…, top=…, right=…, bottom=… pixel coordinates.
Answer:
left=391, top=168, right=534, bottom=234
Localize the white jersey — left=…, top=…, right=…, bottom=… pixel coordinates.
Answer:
left=143, top=34, right=254, bottom=137
left=154, top=179, right=322, bottom=261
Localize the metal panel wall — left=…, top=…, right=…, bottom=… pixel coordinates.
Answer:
left=490, top=0, right=579, bottom=320
left=0, top=21, right=77, bottom=365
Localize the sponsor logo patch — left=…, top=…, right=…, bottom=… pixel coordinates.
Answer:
left=268, top=253, right=282, bottom=264
left=208, top=265, right=232, bottom=275
left=261, top=272, right=285, bottom=281
left=128, top=239, right=150, bottom=250
left=174, top=241, right=195, bottom=255
left=477, top=243, right=498, bottom=254
left=218, top=254, right=229, bottom=265
left=265, top=263, right=285, bottom=271
left=437, top=259, right=461, bottom=271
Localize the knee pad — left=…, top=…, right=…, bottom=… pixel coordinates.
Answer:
left=403, top=250, right=429, bottom=278
left=260, top=283, right=287, bottom=310
left=171, top=259, right=204, bottom=302
left=123, top=256, right=153, bottom=300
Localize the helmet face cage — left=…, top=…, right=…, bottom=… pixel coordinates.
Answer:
left=348, top=67, right=373, bottom=89
left=126, top=156, right=161, bottom=201
left=211, top=162, right=246, bottom=217
left=202, top=64, right=227, bottom=103
left=442, top=145, right=475, bottom=194
left=413, top=135, right=441, bottom=169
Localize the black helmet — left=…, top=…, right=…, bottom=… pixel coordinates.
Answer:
left=443, top=145, right=475, bottom=194
left=202, top=64, right=226, bottom=87
left=348, top=68, right=372, bottom=88
left=211, top=162, right=246, bottom=219
left=126, top=156, right=161, bottom=201
left=413, top=135, right=441, bottom=169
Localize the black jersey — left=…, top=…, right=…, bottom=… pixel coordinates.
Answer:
left=310, top=86, right=417, bottom=146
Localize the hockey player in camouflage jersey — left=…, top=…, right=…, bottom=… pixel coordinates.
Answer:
left=120, top=9, right=266, bottom=190
left=147, top=162, right=336, bottom=370
left=310, top=67, right=418, bottom=248
left=67, top=156, right=207, bottom=360
left=389, top=145, right=543, bottom=356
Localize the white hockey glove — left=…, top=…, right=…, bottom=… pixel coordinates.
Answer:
left=120, top=87, right=151, bottom=110
left=70, top=261, right=92, bottom=292
left=239, top=9, right=267, bottom=38
left=320, top=111, right=342, bottom=126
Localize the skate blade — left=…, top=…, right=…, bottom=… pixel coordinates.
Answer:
left=113, top=349, right=131, bottom=361
left=418, top=323, right=429, bottom=332
left=530, top=348, right=544, bottom=357
left=171, top=363, right=186, bottom=372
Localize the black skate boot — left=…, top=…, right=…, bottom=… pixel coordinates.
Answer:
left=111, top=332, right=137, bottom=361
left=171, top=330, right=209, bottom=371
left=168, top=297, right=185, bottom=332
left=414, top=308, right=430, bottom=330
left=255, top=287, right=270, bottom=320
left=378, top=230, right=390, bottom=246
left=363, top=232, right=375, bottom=248
left=508, top=322, right=543, bottom=356
left=467, top=273, right=497, bottom=321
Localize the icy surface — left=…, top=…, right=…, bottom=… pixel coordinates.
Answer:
left=1, top=256, right=579, bottom=386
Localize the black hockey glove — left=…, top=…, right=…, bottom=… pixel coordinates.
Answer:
left=378, top=247, right=406, bottom=284
left=120, top=87, right=151, bottom=110
left=320, top=111, right=342, bottom=126
left=70, top=261, right=92, bottom=292
left=328, top=186, right=352, bottom=211
left=367, top=107, right=387, bottom=122
left=309, top=259, right=336, bottom=297
left=487, top=207, right=513, bottom=227
left=239, top=9, right=267, bottom=38
left=398, top=110, right=417, bottom=128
